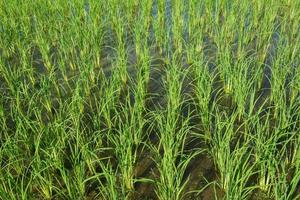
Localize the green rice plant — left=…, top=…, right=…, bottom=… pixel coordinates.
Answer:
left=185, top=5, right=205, bottom=65
left=187, top=0, right=206, bottom=48
left=280, top=0, right=300, bottom=45
left=248, top=112, right=294, bottom=197
left=203, top=0, right=226, bottom=31
left=151, top=111, right=193, bottom=200
left=184, top=17, right=215, bottom=142
left=132, top=0, right=152, bottom=59
left=270, top=44, right=292, bottom=118
left=44, top=115, right=106, bottom=199
left=114, top=36, right=129, bottom=91
left=33, top=164, right=53, bottom=199
left=104, top=70, right=151, bottom=196
left=232, top=2, right=255, bottom=59
left=124, top=0, right=140, bottom=30
left=93, top=70, right=120, bottom=131
left=131, top=47, right=151, bottom=145
left=273, top=160, right=300, bottom=200
left=0, top=121, right=36, bottom=200
left=80, top=146, right=119, bottom=200
left=271, top=14, right=300, bottom=115
left=152, top=0, right=166, bottom=55
left=288, top=103, right=300, bottom=169
left=209, top=111, right=255, bottom=199
left=231, top=58, right=261, bottom=119
left=254, top=127, right=275, bottom=194
left=223, top=146, right=255, bottom=200
left=270, top=114, right=300, bottom=199
left=108, top=111, right=137, bottom=194
left=101, top=8, right=142, bottom=196
left=191, top=60, right=215, bottom=142
left=97, top=161, right=120, bottom=200
left=251, top=0, right=279, bottom=66
left=0, top=97, right=5, bottom=131
left=215, top=45, right=234, bottom=96
left=288, top=61, right=300, bottom=111
left=150, top=58, right=194, bottom=200
left=0, top=141, right=24, bottom=199
left=170, top=0, right=184, bottom=54
left=103, top=35, right=152, bottom=198
left=4, top=164, right=34, bottom=200
left=32, top=160, right=57, bottom=199
left=56, top=164, right=84, bottom=199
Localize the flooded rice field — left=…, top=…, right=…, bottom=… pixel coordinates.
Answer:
left=0, top=0, right=300, bottom=199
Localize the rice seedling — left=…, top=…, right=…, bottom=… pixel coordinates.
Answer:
left=150, top=60, right=185, bottom=199
left=1, top=0, right=300, bottom=199
left=208, top=111, right=255, bottom=198
left=273, top=160, right=300, bottom=200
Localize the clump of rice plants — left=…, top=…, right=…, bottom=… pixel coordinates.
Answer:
left=0, top=0, right=300, bottom=199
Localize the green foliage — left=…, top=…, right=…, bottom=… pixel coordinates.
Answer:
left=0, top=0, right=300, bottom=199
